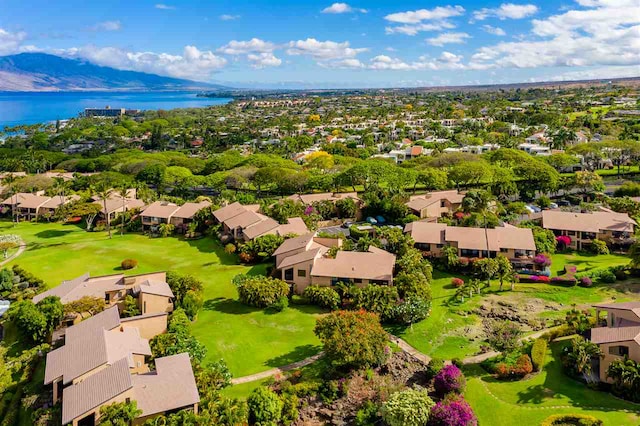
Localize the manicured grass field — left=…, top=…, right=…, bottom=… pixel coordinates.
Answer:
left=464, top=340, right=640, bottom=425
left=0, top=221, right=323, bottom=377
left=550, top=252, right=629, bottom=277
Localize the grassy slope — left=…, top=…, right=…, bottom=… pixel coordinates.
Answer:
left=0, top=221, right=322, bottom=377
left=464, top=341, right=640, bottom=425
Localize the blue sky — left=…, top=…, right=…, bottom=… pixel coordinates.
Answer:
left=0, top=0, right=638, bottom=88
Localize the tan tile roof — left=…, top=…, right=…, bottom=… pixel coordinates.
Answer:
left=590, top=326, right=640, bottom=345
left=62, top=357, right=133, bottom=425
left=406, top=190, right=465, bottom=212
left=173, top=201, right=211, bottom=219
left=242, top=217, right=280, bottom=240
left=94, top=198, right=146, bottom=215
left=212, top=202, right=246, bottom=222
left=594, top=302, right=640, bottom=320
left=542, top=210, right=636, bottom=233
left=33, top=273, right=124, bottom=304
left=405, top=222, right=447, bottom=244
left=287, top=192, right=361, bottom=205
left=277, top=247, right=325, bottom=269
left=2, top=193, right=50, bottom=209
left=140, top=201, right=181, bottom=219
left=45, top=306, right=151, bottom=386
left=224, top=209, right=264, bottom=229
left=277, top=217, right=310, bottom=236
left=41, top=195, right=80, bottom=209
left=311, top=247, right=395, bottom=281
left=135, top=279, right=174, bottom=298
left=132, top=353, right=200, bottom=417
left=273, top=233, right=314, bottom=256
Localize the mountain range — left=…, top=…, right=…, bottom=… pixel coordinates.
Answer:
left=0, top=53, right=228, bottom=92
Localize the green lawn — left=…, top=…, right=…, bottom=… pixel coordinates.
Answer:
left=550, top=252, right=629, bottom=277
left=387, top=271, right=483, bottom=360
left=464, top=340, right=640, bottom=425
left=0, top=221, right=322, bottom=377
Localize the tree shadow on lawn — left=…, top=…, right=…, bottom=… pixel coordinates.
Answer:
left=34, top=229, right=74, bottom=239
left=264, top=344, right=323, bottom=368
left=185, top=237, right=239, bottom=265
left=203, top=297, right=258, bottom=315
left=25, top=241, right=70, bottom=252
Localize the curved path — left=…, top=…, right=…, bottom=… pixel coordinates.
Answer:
left=231, top=352, right=325, bottom=385
left=229, top=327, right=556, bottom=385
left=0, top=241, right=26, bottom=267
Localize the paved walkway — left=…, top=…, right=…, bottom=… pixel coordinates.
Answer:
left=0, top=241, right=26, bottom=267
left=231, top=352, right=325, bottom=385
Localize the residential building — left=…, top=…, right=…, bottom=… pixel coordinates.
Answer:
left=213, top=202, right=309, bottom=242
left=169, top=200, right=212, bottom=232
left=139, top=201, right=181, bottom=231
left=274, top=233, right=395, bottom=294
left=84, top=106, right=126, bottom=117
left=541, top=209, right=636, bottom=251
left=1, top=192, right=79, bottom=221
left=404, top=221, right=536, bottom=265
left=91, top=189, right=146, bottom=227
left=286, top=192, right=363, bottom=219
left=44, top=307, right=199, bottom=425
left=590, top=302, right=640, bottom=383
left=406, top=190, right=465, bottom=220
left=33, top=272, right=174, bottom=324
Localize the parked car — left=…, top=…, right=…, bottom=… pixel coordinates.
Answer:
left=341, top=221, right=354, bottom=228
left=549, top=202, right=559, bottom=209
left=557, top=199, right=571, bottom=207
left=375, top=215, right=386, bottom=224
left=366, top=217, right=378, bottom=224
left=526, top=205, right=541, bottom=213
left=524, top=205, right=536, bottom=214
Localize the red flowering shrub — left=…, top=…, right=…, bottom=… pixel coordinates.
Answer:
left=434, top=365, right=466, bottom=396
left=458, top=257, right=470, bottom=267
left=556, top=235, right=571, bottom=248
left=451, top=278, right=464, bottom=288
left=534, top=253, right=552, bottom=267
left=495, top=354, right=533, bottom=379
left=579, top=277, right=593, bottom=287
left=430, top=394, right=478, bottom=426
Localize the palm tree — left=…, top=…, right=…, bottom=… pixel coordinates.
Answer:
left=564, top=336, right=602, bottom=377
left=461, top=189, right=495, bottom=260
left=115, top=184, right=130, bottom=236
left=92, top=182, right=114, bottom=239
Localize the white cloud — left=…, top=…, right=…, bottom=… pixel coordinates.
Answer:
left=384, top=6, right=465, bottom=36
left=427, top=32, right=471, bottom=46
left=333, top=51, right=467, bottom=71
left=155, top=4, right=175, bottom=10
left=473, top=3, right=538, bottom=21
left=327, top=58, right=365, bottom=68
left=548, top=65, right=640, bottom=81
left=322, top=3, right=367, bottom=14
left=218, top=38, right=276, bottom=55
left=287, top=38, right=368, bottom=61
left=482, top=25, right=507, bottom=36
left=61, top=45, right=226, bottom=81
left=0, top=28, right=27, bottom=55
left=89, top=21, right=121, bottom=32
left=469, top=1, right=640, bottom=70
left=219, top=14, right=240, bottom=21
left=247, top=52, right=282, bottom=68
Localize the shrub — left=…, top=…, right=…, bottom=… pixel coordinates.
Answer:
left=381, top=389, right=435, bottom=426
left=355, top=401, right=380, bottom=426
left=451, top=278, right=464, bottom=288
left=430, top=394, right=477, bottom=426
left=556, top=235, right=571, bottom=249
left=351, top=285, right=399, bottom=322
left=314, top=310, right=389, bottom=369
left=392, top=297, right=431, bottom=325
left=247, top=387, right=283, bottom=425
left=531, top=338, right=547, bottom=371
left=303, top=286, right=340, bottom=310
left=280, top=393, right=299, bottom=426
left=589, top=239, right=609, bottom=255
left=233, top=275, right=290, bottom=308
left=434, top=365, right=466, bottom=396
left=224, top=243, right=236, bottom=254
left=551, top=276, right=577, bottom=286
left=485, top=320, right=522, bottom=352
left=271, top=296, right=289, bottom=312
left=540, top=414, right=603, bottom=426
left=598, top=269, right=616, bottom=283
left=426, top=358, right=445, bottom=379
left=533, top=253, right=552, bottom=268
left=579, top=276, right=593, bottom=287
left=120, top=259, right=138, bottom=270
left=494, top=354, right=533, bottom=379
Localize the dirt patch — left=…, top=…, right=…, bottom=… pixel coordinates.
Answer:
left=473, top=295, right=562, bottom=332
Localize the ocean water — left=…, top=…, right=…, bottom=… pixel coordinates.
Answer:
left=0, top=92, right=232, bottom=128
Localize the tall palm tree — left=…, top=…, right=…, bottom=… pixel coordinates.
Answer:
left=115, top=184, right=130, bottom=236
left=92, top=182, right=114, bottom=239
left=462, top=189, right=495, bottom=259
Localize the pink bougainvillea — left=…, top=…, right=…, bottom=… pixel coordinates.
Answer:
left=434, top=364, right=466, bottom=396
left=533, top=253, right=552, bottom=267
left=556, top=235, right=571, bottom=248
left=451, top=278, right=465, bottom=288
left=430, top=395, right=478, bottom=426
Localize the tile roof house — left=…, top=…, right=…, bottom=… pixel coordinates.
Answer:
left=213, top=202, right=309, bottom=242
left=50, top=307, right=199, bottom=425
left=542, top=209, right=636, bottom=251
left=286, top=192, right=363, bottom=220
left=590, top=302, right=640, bottom=382
left=406, top=190, right=465, bottom=220
left=405, top=221, right=536, bottom=264
left=1, top=192, right=79, bottom=221
left=91, top=190, right=146, bottom=226
left=139, top=201, right=181, bottom=231
left=274, top=233, right=395, bottom=294
left=33, top=272, right=174, bottom=323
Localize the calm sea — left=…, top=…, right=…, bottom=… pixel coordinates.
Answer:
left=0, top=92, right=232, bottom=128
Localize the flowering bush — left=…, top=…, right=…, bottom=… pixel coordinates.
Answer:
left=458, top=257, right=470, bottom=268
left=579, top=277, right=593, bottom=287
left=517, top=275, right=550, bottom=283
left=495, top=354, right=533, bottom=379
left=434, top=365, right=466, bottom=396
left=564, top=265, right=578, bottom=274
left=533, top=253, right=552, bottom=267
left=451, top=278, right=464, bottom=288
left=556, top=235, right=571, bottom=249
left=430, top=395, right=478, bottom=426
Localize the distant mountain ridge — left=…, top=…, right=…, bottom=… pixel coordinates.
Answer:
left=0, top=53, right=228, bottom=92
